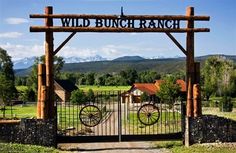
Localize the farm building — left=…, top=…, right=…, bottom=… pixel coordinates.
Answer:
left=121, top=79, right=186, bottom=103
left=54, top=79, right=78, bottom=103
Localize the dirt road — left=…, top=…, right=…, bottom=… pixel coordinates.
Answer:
left=58, top=141, right=171, bottom=153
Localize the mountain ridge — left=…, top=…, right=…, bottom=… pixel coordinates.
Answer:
left=112, top=56, right=145, bottom=61
left=13, top=55, right=107, bottom=69
left=15, top=54, right=236, bottom=76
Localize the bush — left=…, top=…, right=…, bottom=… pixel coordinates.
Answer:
left=219, top=96, right=233, bottom=112
left=140, top=92, right=149, bottom=102
left=87, top=89, right=95, bottom=102
left=18, top=88, right=35, bottom=102
left=70, top=89, right=87, bottom=104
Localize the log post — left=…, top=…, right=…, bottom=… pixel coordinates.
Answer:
left=40, top=86, right=47, bottom=119
left=37, top=64, right=42, bottom=118
left=194, top=62, right=202, bottom=116
left=45, top=6, right=54, bottom=119
left=186, top=7, right=195, bottom=117
left=193, top=84, right=201, bottom=117
left=194, top=62, right=200, bottom=84
left=37, top=64, right=46, bottom=119
left=185, top=6, right=195, bottom=147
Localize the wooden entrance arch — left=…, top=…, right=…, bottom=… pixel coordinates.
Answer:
left=30, top=6, right=210, bottom=120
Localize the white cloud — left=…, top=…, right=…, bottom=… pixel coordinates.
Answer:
left=100, top=44, right=152, bottom=59
left=0, top=43, right=102, bottom=60
left=6, top=17, right=29, bottom=25
left=0, top=43, right=44, bottom=60
left=0, top=42, right=180, bottom=61
left=100, top=45, right=122, bottom=59
left=57, top=46, right=98, bottom=58
left=0, top=32, right=23, bottom=38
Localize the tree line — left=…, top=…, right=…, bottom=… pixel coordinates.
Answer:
left=15, top=67, right=166, bottom=87
left=0, top=47, right=236, bottom=106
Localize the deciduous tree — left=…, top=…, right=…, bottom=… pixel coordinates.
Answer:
left=156, top=75, right=181, bottom=107
left=70, top=89, right=87, bottom=104
left=27, top=55, right=65, bottom=94
left=203, top=56, right=235, bottom=100
left=0, top=48, right=16, bottom=107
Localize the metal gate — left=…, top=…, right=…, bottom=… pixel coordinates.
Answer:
left=57, top=91, right=184, bottom=143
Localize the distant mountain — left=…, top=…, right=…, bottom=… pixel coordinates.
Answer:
left=13, top=55, right=107, bottom=69
left=13, top=57, right=36, bottom=69
left=64, top=55, right=107, bottom=63
left=14, top=54, right=236, bottom=76
left=113, top=56, right=145, bottom=61
left=196, top=54, right=236, bottom=61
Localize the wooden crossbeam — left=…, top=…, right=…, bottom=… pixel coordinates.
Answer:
left=30, top=26, right=210, bottom=33
left=165, top=32, right=187, bottom=55
left=53, top=32, right=76, bottom=55
left=30, top=14, right=210, bottom=21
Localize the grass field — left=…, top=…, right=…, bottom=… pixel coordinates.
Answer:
left=16, top=85, right=29, bottom=91
left=203, top=107, right=236, bottom=120
left=127, top=111, right=182, bottom=134
left=0, top=104, right=36, bottom=119
left=0, top=143, right=59, bottom=153
left=79, top=85, right=130, bottom=91
left=154, top=141, right=236, bottom=153
left=16, top=85, right=131, bottom=93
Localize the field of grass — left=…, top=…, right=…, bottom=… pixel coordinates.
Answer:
left=79, top=85, right=130, bottom=91
left=127, top=111, right=182, bottom=134
left=0, top=143, right=60, bottom=153
left=154, top=141, right=236, bottom=153
left=16, top=85, right=131, bottom=92
left=203, top=107, right=236, bottom=121
left=16, top=85, right=29, bottom=91
left=0, top=104, right=36, bottom=119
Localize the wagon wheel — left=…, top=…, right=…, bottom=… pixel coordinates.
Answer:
left=79, top=105, right=102, bottom=127
left=137, top=103, right=160, bottom=126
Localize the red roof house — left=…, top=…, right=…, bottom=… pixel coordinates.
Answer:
left=122, top=79, right=186, bottom=103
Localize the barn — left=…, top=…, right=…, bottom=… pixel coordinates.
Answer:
left=54, top=79, right=78, bottom=103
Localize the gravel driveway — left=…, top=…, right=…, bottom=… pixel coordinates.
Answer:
left=58, top=141, right=171, bottom=153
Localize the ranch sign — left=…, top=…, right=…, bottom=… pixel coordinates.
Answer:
left=61, top=17, right=181, bottom=29
left=30, top=10, right=209, bottom=33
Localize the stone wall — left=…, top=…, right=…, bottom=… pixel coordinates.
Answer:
left=0, top=119, right=56, bottom=147
left=189, top=115, right=236, bottom=144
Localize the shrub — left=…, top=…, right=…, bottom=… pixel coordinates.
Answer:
left=70, top=89, right=87, bottom=104
left=18, top=88, right=35, bottom=102
left=219, top=96, right=233, bottom=112
left=87, top=89, right=95, bottom=102
left=140, top=92, right=149, bottom=102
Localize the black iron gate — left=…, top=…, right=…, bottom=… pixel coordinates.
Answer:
left=57, top=91, right=184, bottom=143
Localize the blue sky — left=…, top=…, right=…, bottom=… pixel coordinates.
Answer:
left=0, top=0, right=235, bottom=61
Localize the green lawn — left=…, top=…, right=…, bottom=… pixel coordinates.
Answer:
left=79, top=85, right=130, bottom=91
left=0, top=104, right=36, bottom=119
left=154, top=141, right=236, bottom=153
left=16, top=85, right=29, bottom=91
left=203, top=107, right=236, bottom=121
left=126, top=111, right=182, bottom=134
left=0, top=143, right=60, bottom=153
left=16, top=85, right=131, bottom=92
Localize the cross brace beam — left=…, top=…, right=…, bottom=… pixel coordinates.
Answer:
left=165, top=32, right=187, bottom=55
left=53, top=32, right=76, bottom=55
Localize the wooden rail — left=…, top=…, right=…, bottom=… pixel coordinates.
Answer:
left=30, top=14, right=210, bottom=21
left=30, top=26, right=210, bottom=33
